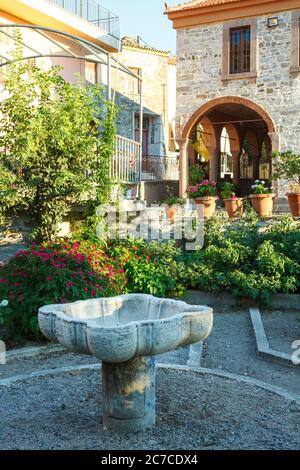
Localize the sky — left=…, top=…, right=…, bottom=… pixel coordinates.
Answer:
left=109, top=1, right=177, bottom=54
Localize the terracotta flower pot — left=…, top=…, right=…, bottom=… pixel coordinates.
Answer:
left=194, top=196, right=217, bottom=219
left=166, top=206, right=177, bottom=221
left=224, top=198, right=244, bottom=218
left=286, top=192, right=300, bottom=217
left=249, top=194, right=275, bottom=217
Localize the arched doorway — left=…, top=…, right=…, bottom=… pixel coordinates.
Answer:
left=178, top=97, right=278, bottom=197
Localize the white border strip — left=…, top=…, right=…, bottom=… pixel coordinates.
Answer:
left=6, top=344, right=65, bottom=361
left=0, top=362, right=299, bottom=405
left=249, top=307, right=297, bottom=366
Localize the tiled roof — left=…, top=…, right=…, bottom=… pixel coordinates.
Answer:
left=122, top=37, right=170, bottom=55
left=168, top=56, right=177, bottom=65
left=166, top=0, right=242, bottom=13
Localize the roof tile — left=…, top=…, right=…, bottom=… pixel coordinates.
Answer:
left=166, top=0, right=242, bottom=13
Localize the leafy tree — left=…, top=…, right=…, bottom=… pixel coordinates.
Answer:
left=0, top=31, right=116, bottom=241
left=272, top=151, right=300, bottom=191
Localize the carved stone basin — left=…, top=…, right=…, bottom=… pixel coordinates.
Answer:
left=38, top=294, right=213, bottom=432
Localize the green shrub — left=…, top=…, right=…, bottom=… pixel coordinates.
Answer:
left=106, top=239, right=186, bottom=298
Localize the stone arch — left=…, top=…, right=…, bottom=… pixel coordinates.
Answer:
left=222, top=123, right=240, bottom=153
left=219, top=123, right=240, bottom=184
left=181, top=96, right=276, bottom=139
left=199, top=116, right=217, bottom=150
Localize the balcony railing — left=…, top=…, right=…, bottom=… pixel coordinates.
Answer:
left=111, top=135, right=141, bottom=184
left=46, top=0, right=120, bottom=39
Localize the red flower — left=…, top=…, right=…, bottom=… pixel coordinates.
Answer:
left=67, top=281, right=73, bottom=289
left=91, top=290, right=97, bottom=297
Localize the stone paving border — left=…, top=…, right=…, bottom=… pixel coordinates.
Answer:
left=0, top=362, right=299, bottom=406
left=187, top=342, right=203, bottom=368
left=6, top=344, right=65, bottom=361
left=249, top=307, right=298, bottom=367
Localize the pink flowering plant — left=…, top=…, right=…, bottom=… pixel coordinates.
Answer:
left=0, top=240, right=127, bottom=341
left=186, top=180, right=217, bottom=198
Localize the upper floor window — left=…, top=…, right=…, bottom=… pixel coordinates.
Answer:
left=230, top=26, right=251, bottom=74
left=222, top=19, right=257, bottom=81
left=291, top=11, right=300, bottom=72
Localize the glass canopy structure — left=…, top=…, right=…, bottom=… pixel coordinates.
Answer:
left=0, top=24, right=138, bottom=80
left=0, top=24, right=143, bottom=185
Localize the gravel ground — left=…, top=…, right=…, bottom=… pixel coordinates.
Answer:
left=261, top=309, right=300, bottom=354
left=0, top=351, right=99, bottom=380
left=0, top=367, right=299, bottom=450
left=201, top=308, right=300, bottom=395
left=1, top=347, right=189, bottom=381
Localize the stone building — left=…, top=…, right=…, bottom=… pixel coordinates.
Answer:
left=166, top=0, right=300, bottom=197
left=112, top=37, right=178, bottom=182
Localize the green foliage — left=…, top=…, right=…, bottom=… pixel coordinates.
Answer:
left=183, top=215, right=300, bottom=304
left=0, top=31, right=116, bottom=241
left=272, top=151, right=300, bottom=191
left=163, top=186, right=184, bottom=206
left=220, top=182, right=236, bottom=199
left=189, top=165, right=205, bottom=186
left=106, top=239, right=186, bottom=298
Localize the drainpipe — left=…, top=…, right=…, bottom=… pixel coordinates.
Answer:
left=138, top=72, right=143, bottom=197
left=107, top=53, right=111, bottom=101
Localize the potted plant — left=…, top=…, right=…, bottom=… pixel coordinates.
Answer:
left=189, top=165, right=205, bottom=186
left=163, top=186, right=185, bottom=221
left=249, top=180, right=275, bottom=217
left=186, top=180, right=217, bottom=219
left=220, top=182, right=243, bottom=218
left=272, top=151, right=300, bottom=217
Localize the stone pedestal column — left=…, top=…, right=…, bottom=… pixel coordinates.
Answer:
left=178, top=138, right=189, bottom=198
left=102, top=356, right=156, bottom=433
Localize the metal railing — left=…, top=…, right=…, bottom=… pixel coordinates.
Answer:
left=46, top=0, right=120, bottom=39
left=111, top=135, right=141, bottom=184
left=141, top=156, right=179, bottom=181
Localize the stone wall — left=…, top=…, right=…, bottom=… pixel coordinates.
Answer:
left=176, top=10, right=300, bottom=153
left=113, top=46, right=177, bottom=156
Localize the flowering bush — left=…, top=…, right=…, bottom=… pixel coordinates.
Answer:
left=251, top=180, right=272, bottom=195
left=186, top=180, right=217, bottom=198
left=0, top=241, right=127, bottom=340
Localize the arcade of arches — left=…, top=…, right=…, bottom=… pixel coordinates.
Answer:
left=178, top=98, right=280, bottom=197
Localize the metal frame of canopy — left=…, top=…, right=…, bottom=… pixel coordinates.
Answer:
left=0, top=23, right=144, bottom=186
